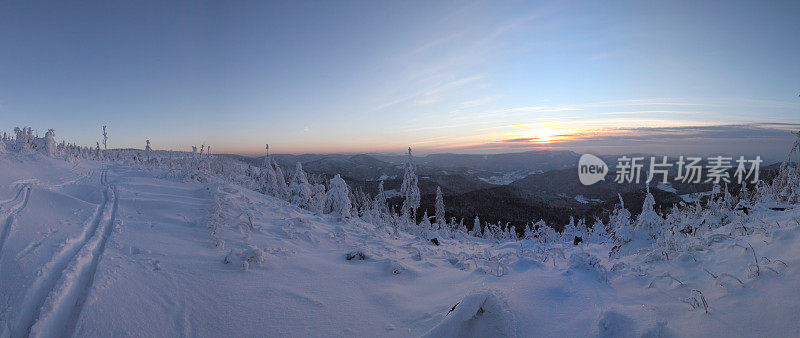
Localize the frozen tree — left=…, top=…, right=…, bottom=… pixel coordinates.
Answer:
left=456, top=219, right=467, bottom=234
left=273, top=159, right=289, bottom=198
left=43, top=129, right=57, bottom=157
left=610, top=194, right=633, bottom=244
left=145, top=140, right=152, bottom=161
left=260, top=161, right=280, bottom=196
left=534, top=220, right=557, bottom=243
left=288, top=162, right=313, bottom=209
left=589, top=218, right=608, bottom=243
left=102, top=125, right=108, bottom=150
left=435, top=186, right=446, bottom=229
left=95, top=141, right=102, bottom=158
left=310, top=183, right=327, bottom=214
left=400, top=147, right=420, bottom=222
left=0, top=132, right=6, bottom=154
left=419, top=210, right=432, bottom=231
left=372, top=180, right=389, bottom=222
left=14, top=127, right=31, bottom=153
left=325, top=174, right=351, bottom=219
left=472, top=216, right=482, bottom=237
left=524, top=223, right=533, bottom=240
left=634, top=185, right=663, bottom=240
left=562, top=216, right=577, bottom=243
left=483, top=222, right=496, bottom=240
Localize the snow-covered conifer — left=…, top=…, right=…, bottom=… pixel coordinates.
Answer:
left=435, top=186, right=446, bottom=229
left=145, top=140, right=152, bottom=162
left=400, top=147, right=420, bottom=221
left=373, top=180, right=389, bottom=217
left=456, top=219, right=467, bottom=234
left=562, top=216, right=577, bottom=243
left=273, top=159, right=289, bottom=198
left=288, top=162, right=313, bottom=209
left=325, top=174, right=351, bottom=219
left=419, top=210, right=432, bottom=231
left=102, top=125, right=108, bottom=150
left=310, top=183, right=327, bottom=213
left=589, top=218, right=608, bottom=243
left=610, top=193, right=633, bottom=244
left=524, top=223, right=533, bottom=240
left=635, top=185, right=663, bottom=239
left=43, top=129, right=57, bottom=157
left=472, top=216, right=482, bottom=237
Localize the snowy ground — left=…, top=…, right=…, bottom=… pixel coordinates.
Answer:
left=1, top=153, right=800, bottom=337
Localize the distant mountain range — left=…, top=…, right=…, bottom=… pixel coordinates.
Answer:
left=223, top=150, right=784, bottom=229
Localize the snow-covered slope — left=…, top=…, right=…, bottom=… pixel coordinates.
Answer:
left=1, top=153, right=799, bottom=337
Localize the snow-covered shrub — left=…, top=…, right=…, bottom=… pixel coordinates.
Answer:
left=568, top=252, right=608, bottom=282
left=533, top=220, right=558, bottom=243
left=325, top=174, right=351, bottom=219
left=345, top=249, right=368, bottom=261
left=423, top=291, right=515, bottom=338
left=223, top=246, right=269, bottom=270
left=682, top=289, right=708, bottom=313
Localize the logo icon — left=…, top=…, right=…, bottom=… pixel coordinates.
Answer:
left=578, top=154, right=607, bottom=185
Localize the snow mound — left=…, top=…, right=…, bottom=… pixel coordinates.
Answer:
left=422, top=291, right=515, bottom=338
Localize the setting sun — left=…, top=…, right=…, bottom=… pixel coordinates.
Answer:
left=525, top=128, right=565, bottom=143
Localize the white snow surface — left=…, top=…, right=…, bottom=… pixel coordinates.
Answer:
left=1, top=153, right=800, bottom=337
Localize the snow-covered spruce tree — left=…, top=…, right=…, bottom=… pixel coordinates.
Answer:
left=472, top=216, right=482, bottom=238
left=102, top=125, right=108, bottom=150
left=589, top=217, right=608, bottom=243
left=310, top=183, right=327, bottom=214
left=634, top=185, right=664, bottom=240
left=273, top=159, right=289, bottom=198
left=145, top=140, right=152, bottom=162
left=288, top=162, right=313, bottom=209
left=523, top=223, right=533, bottom=240
left=95, top=141, right=102, bottom=159
left=562, top=216, right=577, bottom=243
left=372, top=180, right=389, bottom=220
left=419, top=210, right=432, bottom=231
left=435, top=186, right=446, bottom=230
left=325, top=174, right=351, bottom=219
left=400, top=147, right=420, bottom=222
left=43, top=129, right=57, bottom=157
left=456, top=219, right=467, bottom=235
left=260, top=160, right=279, bottom=196
left=609, top=194, right=633, bottom=245
left=533, top=220, right=557, bottom=243
left=13, top=127, right=32, bottom=153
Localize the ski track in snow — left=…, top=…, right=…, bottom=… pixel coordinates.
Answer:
left=11, top=169, right=120, bottom=338
left=0, top=183, right=33, bottom=267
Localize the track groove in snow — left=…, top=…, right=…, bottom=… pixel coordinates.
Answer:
left=9, top=170, right=118, bottom=338
left=0, top=183, right=33, bottom=268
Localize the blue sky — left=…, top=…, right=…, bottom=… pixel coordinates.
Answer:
left=1, top=1, right=799, bottom=158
